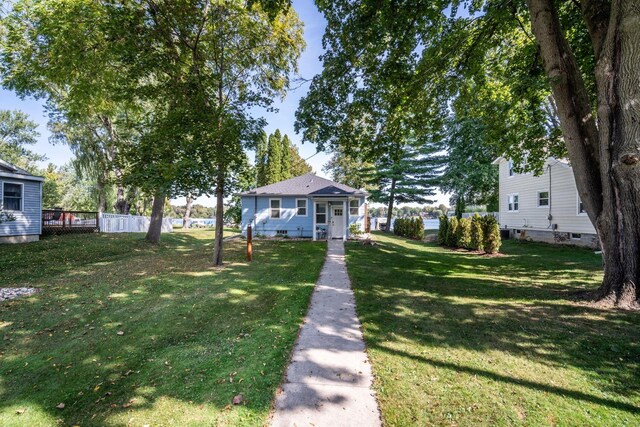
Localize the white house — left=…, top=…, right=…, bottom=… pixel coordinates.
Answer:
left=492, top=157, right=598, bottom=248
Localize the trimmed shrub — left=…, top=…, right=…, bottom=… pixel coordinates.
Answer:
left=469, top=214, right=484, bottom=251
left=457, top=217, right=472, bottom=249
left=349, top=223, right=363, bottom=237
left=481, top=214, right=502, bottom=254
left=438, top=214, right=448, bottom=245
left=446, top=216, right=459, bottom=247
left=394, top=217, right=425, bottom=240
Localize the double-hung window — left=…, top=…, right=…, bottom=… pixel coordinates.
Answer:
left=508, top=194, right=519, bottom=212
left=2, top=182, right=23, bottom=211
left=315, top=203, right=327, bottom=224
left=296, top=199, right=307, bottom=216
left=508, top=160, right=515, bottom=176
left=270, top=199, right=281, bottom=219
left=538, top=191, right=549, bottom=207
left=349, top=199, right=359, bottom=216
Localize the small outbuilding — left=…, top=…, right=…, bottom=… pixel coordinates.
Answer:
left=0, top=158, right=44, bottom=243
left=240, top=173, right=368, bottom=240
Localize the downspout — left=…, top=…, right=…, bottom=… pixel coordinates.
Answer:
left=547, top=163, right=553, bottom=228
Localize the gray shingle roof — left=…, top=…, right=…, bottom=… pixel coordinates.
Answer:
left=0, top=158, right=44, bottom=181
left=240, top=173, right=367, bottom=196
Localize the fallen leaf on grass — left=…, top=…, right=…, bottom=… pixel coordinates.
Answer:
left=56, top=403, right=65, bottom=409
left=232, top=394, right=244, bottom=405
left=117, top=331, right=125, bottom=336
left=16, top=408, right=26, bottom=415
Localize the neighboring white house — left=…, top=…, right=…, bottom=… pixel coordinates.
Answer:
left=492, top=157, right=598, bottom=248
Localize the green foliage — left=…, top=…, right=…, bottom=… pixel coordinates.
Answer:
left=445, top=216, right=459, bottom=247
left=457, top=218, right=472, bottom=249
left=481, top=215, right=502, bottom=254
left=265, top=129, right=283, bottom=184
left=439, top=117, right=499, bottom=209
left=0, top=109, right=45, bottom=173
left=437, top=214, right=449, bottom=246
left=469, top=214, right=484, bottom=252
left=394, top=217, right=424, bottom=240
left=287, top=139, right=312, bottom=177
left=258, top=129, right=311, bottom=186
left=454, top=195, right=465, bottom=220
left=255, top=130, right=268, bottom=187
left=349, top=223, right=363, bottom=237
left=0, top=209, right=16, bottom=224
left=323, top=146, right=374, bottom=190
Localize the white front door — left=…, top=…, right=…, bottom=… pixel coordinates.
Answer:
left=331, top=206, right=345, bottom=239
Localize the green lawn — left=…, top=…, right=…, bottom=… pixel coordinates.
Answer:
left=346, top=232, right=640, bottom=426
left=0, top=228, right=326, bottom=426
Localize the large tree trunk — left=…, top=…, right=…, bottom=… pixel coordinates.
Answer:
left=385, top=177, right=396, bottom=233
left=114, top=182, right=129, bottom=214
left=145, top=190, right=165, bottom=244
left=183, top=193, right=193, bottom=228
left=528, top=0, right=640, bottom=308
left=96, top=173, right=108, bottom=214
left=213, top=172, right=225, bottom=266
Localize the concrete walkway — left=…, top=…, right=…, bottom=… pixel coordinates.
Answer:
left=271, top=240, right=381, bottom=427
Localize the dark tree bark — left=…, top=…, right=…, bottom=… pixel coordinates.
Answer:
left=213, top=171, right=225, bottom=266
left=114, top=183, right=129, bottom=214
left=528, top=0, right=640, bottom=308
left=385, top=177, right=396, bottom=233
left=183, top=193, right=193, bottom=228
left=96, top=173, right=108, bottom=214
left=145, top=190, right=165, bottom=244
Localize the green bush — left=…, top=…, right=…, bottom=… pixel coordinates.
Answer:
left=438, top=214, right=448, bottom=245
left=393, top=217, right=424, bottom=240
left=446, top=217, right=459, bottom=247
left=469, top=214, right=484, bottom=251
left=349, top=223, right=363, bottom=237
left=457, top=217, right=472, bottom=249
left=481, top=214, right=501, bottom=254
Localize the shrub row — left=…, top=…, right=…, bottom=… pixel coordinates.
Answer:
left=394, top=217, right=425, bottom=240
left=438, top=214, right=501, bottom=254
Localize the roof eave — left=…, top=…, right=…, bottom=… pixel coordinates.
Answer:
left=0, top=171, right=45, bottom=182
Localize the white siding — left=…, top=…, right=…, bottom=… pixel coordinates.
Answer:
left=0, top=178, right=42, bottom=237
left=497, top=158, right=596, bottom=234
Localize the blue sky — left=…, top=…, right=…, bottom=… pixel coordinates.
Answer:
left=0, top=1, right=449, bottom=206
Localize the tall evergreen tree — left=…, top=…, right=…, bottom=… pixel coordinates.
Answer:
left=255, top=130, right=268, bottom=186
left=288, top=143, right=313, bottom=177
left=265, top=129, right=283, bottom=184
left=280, top=134, right=292, bottom=179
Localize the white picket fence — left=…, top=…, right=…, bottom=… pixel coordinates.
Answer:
left=100, top=214, right=173, bottom=234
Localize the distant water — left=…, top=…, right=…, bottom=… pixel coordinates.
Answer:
left=423, top=219, right=440, bottom=230
left=372, top=218, right=440, bottom=230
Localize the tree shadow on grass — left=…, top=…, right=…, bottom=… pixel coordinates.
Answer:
left=345, top=235, right=640, bottom=418
left=0, top=234, right=326, bottom=426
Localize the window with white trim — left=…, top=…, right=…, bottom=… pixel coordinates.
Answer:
left=296, top=199, right=307, bottom=216
left=2, top=182, right=22, bottom=211
left=571, top=233, right=582, bottom=240
left=538, top=191, right=549, bottom=207
left=349, top=199, right=359, bottom=215
left=578, top=197, right=586, bottom=215
left=507, top=194, right=519, bottom=212
left=270, top=199, right=281, bottom=219
left=508, top=160, right=515, bottom=176
left=315, top=203, right=327, bottom=224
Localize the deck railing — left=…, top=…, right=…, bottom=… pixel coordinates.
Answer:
left=42, top=209, right=100, bottom=235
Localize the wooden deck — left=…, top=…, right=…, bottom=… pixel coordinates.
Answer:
left=42, top=210, right=100, bottom=235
